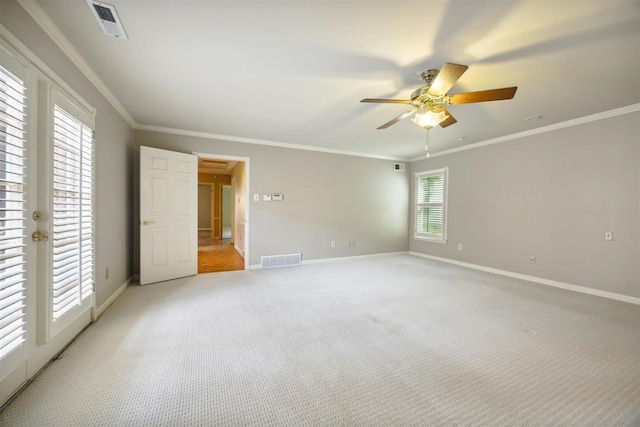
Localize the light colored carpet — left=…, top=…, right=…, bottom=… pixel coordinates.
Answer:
left=1, top=254, right=638, bottom=426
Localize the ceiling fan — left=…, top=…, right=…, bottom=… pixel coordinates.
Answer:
left=361, top=63, right=517, bottom=130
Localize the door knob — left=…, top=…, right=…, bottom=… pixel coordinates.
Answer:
left=32, top=231, right=49, bottom=242
left=142, top=220, right=156, bottom=226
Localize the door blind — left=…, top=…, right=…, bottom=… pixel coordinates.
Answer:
left=0, top=65, right=27, bottom=359
left=51, top=105, right=94, bottom=320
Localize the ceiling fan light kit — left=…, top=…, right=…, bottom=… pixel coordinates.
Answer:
left=361, top=62, right=518, bottom=135
left=411, top=108, right=448, bottom=129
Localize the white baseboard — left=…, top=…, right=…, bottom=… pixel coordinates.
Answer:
left=303, top=251, right=409, bottom=265
left=409, top=252, right=640, bottom=305
left=91, top=276, right=134, bottom=321
left=234, top=245, right=245, bottom=258
left=249, top=251, right=409, bottom=270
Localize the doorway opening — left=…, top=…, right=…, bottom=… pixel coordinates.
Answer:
left=196, top=154, right=249, bottom=273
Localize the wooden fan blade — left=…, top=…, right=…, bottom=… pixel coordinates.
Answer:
left=377, top=109, right=416, bottom=129
left=435, top=108, right=457, bottom=128
left=361, top=98, right=412, bottom=104
left=428, top=63, right=468, bottom=96
left=448, top=87, right=517, bottom=105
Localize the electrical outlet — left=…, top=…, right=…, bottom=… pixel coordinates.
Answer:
left=457, top=244, right=463, bottom=251
left=349, top=241, right=355, bottom=247
left=529, top=256, right=536, bottom=264
left=605, top=231, right=613, bottom=241
left=330, top=241, right=336, bottom=248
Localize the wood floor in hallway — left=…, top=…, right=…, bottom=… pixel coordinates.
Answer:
left=198, top=231, right=244, bottom=273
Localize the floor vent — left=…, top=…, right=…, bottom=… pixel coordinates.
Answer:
left=261, top=253, right=301, bottom=268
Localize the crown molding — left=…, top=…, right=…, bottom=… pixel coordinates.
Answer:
left=0, top=24, right=95, bottom=116
left=14, top=0, right=407, bottom=162
left=17, top=0, right=136, bottom=127
left=411, top=104, right=640, bottom=162
left=136, top=124, right=409, bottom=162
left=16, top=0, right=638, bottom=163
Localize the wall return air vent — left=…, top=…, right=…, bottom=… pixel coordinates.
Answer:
left=87, top=0, right=128, bottom=39
left=261, top=254, right=302, bottom=269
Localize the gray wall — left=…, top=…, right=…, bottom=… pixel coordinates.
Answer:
left=411, top=112, right=640, bottom=298
left=1, top=1, right=136, bottom=308
left=135, top=130, right=410, bottom=268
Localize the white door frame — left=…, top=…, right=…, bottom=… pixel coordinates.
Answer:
left=193, top=152, right=250, bottom=270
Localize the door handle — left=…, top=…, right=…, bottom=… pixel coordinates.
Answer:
left=142, top=220, right=156, bottom=226
left=32, top=231, right=49, bottom=242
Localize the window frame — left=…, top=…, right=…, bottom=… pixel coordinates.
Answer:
left=414, top=167, right=448, bottom=244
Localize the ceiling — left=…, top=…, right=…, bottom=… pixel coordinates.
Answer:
left=33, top=0, right=640, bottom=160
left=197, top=157, right=237, bottom=176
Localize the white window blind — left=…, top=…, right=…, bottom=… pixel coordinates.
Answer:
left=0, top=65, right=27, bottom=359
left=415, top=168, right=448, bottom=242
left=51, top=105, right=94, bottom=320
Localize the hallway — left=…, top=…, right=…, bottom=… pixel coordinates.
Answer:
left=198, top=231, right=244, bottom=273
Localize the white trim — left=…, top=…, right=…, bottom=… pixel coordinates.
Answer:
left=409, top=252, right=640, bottom=305
left=411, top=104, right=640, bottom=161
left=413, top=236, right=447, bottom=244
left=0, top=25, right=95, bottom=116
left=154, top=125, right=408, bottom=161
left=16, top=0, right=135, bottom=127
left=248, top=251, right=409, bottom=269
left=234, top=246, right=245, bottom=258
left=91, top=276, right=133, bottom=321
left=14, top=0, right=639, bottom=163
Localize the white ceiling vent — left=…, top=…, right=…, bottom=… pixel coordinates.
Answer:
left=87, top=1, right=128, bottom=39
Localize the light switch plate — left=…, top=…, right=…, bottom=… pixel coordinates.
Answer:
left=263, top=194, right=272, bottom=202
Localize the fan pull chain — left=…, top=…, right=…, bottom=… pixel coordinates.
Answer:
left=425, top=129, right=430, bottom=158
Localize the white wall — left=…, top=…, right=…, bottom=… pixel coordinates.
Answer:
left=411, top=112, right=640, bottom=299
left=135, top=130, right=410, bottom=268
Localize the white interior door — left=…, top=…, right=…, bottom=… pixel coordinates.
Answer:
left=140, top=146, right=197, bottom=285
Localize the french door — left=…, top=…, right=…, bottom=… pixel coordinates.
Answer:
left=0, top=38, right=95, bottom=405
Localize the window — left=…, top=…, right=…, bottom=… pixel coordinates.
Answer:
left=0, top=64, right=27, bottom=361
left=414, top=168, right=448, bottom=243
left=50, top=103, right=94, bottom=321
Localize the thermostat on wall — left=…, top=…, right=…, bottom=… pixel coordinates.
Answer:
left=272, top=193, right=284, bottom=201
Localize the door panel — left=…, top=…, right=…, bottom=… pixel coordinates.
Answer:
left=140, top=146, right=197, bottom=285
